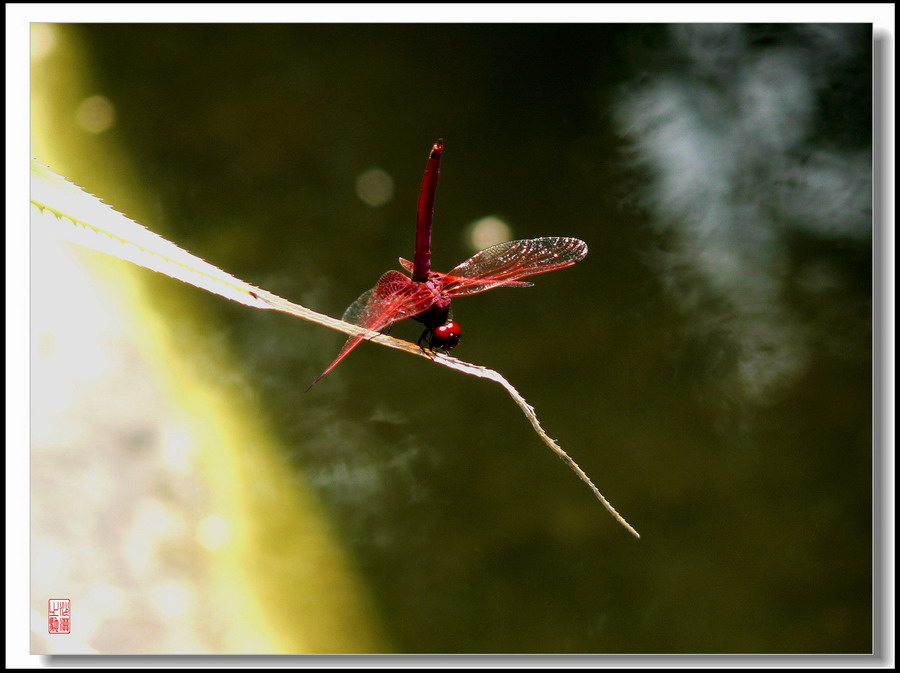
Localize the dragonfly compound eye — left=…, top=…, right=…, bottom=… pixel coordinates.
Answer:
left=431, top=321, right=462, bottom=351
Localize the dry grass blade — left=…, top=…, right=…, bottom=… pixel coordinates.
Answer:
left=30, top=160, right=640, bottom=538
left=256, top=291, right=641, bottom=538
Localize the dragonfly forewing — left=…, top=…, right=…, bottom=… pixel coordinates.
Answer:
left=441, top=237, right=588, bottom=296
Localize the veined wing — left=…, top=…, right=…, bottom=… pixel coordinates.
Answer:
left=438, top=237, right=588, bottom=296
left=309, top=271, right=434, bottom=388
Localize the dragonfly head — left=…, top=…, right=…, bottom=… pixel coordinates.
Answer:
left=430, top=320, right=461, bottom=351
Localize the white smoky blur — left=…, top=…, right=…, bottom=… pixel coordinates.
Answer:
left=614, top=24, right=870, bottom=402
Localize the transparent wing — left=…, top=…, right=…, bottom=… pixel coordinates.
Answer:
left=439, top=237, right=588, bottom=296
left=310, top=271, right=434, bottom=387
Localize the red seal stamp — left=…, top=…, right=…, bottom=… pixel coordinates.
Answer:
left=48, top=599, right=71, bottom=634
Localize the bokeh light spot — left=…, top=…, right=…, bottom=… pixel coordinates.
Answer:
left=151, top=580, right=192, bottom=617
left=196, top=515, right=231, bottom=551
left=31, top=24, right=58, bottom=61
left=75, top=95, right=116, bottom=134
left=355, top=168, right=394, bottom=207
left=466, top=215, right=512, bottom=252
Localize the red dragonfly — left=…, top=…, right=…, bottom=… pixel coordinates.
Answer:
left=311, top=140, right=588, bottom=387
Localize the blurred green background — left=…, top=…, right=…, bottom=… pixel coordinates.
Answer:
left=32, top=23, right=873, bottom=653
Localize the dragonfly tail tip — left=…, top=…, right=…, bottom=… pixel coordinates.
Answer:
left=305, top=373, right=326, bottom=393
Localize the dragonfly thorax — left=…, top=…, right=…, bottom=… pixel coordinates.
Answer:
left=412, top=288, right=458, bottom=352
left=412, top=292, right=452, bottom=329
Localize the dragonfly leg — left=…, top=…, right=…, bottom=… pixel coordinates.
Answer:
left=417, top=328, right=438, bottom=359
